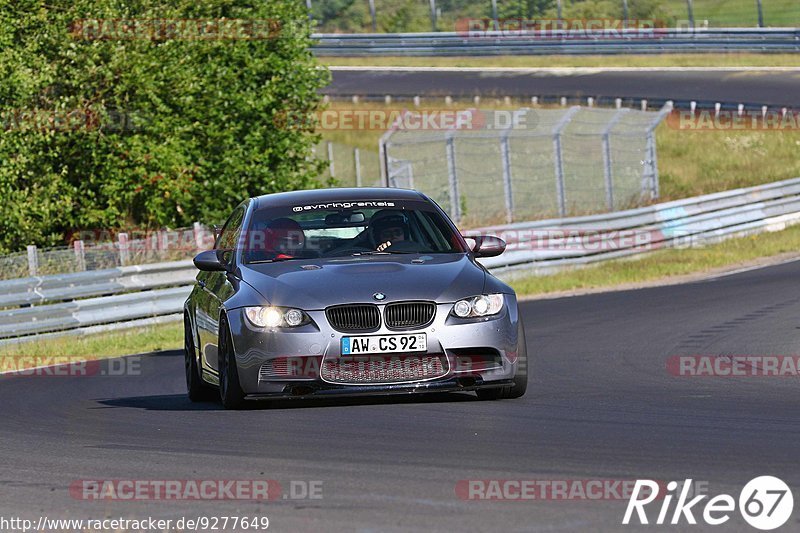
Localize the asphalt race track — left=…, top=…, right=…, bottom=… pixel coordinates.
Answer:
left=2, top=259, right=800, bottom=532
left=325, top=67, right=800, bottom=109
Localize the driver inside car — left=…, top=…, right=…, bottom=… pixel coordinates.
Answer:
left=370, top=213, right=410, bottom=251
left=263, top=218, right=306, bottom=259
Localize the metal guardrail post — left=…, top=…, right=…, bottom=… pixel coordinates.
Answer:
left=500, top=122, right=514, bottom=223
left=73, top=240, right=86, bottom=271
left=445, top=130, right=461, bottom=223
left=491, top=0, right=498, bottom=30
left=26, top=245, right=38, bottom=277
left=429, top=0, right=437, bottom=32
left=552, top=106, right=581, bottom=218
left=602, top=108, right=630, bottom=211
left=687, top=0, right=695, bottom=28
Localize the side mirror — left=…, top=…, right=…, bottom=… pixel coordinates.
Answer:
left=193, top=250, right=227, bottom=271
left=470, top=235, right=506, bottom=258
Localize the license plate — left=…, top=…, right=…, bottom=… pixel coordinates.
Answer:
left=341, top=334, right=427, bottom=355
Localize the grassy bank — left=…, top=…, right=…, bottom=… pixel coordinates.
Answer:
left=0, top=321, right=182, bottom=360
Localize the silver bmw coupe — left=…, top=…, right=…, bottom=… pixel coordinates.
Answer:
left=184, top=188, right=527, bottom=409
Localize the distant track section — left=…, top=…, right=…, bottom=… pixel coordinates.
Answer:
left=325, top=67, right=800, bottom=110
left=313, top=28, right=800, bottom=56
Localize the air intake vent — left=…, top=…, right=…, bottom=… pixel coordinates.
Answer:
left=326, top=304, right=381, bottom=332
left=385, top=301, right=436, bottom=330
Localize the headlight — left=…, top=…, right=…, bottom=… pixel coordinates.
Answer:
left=245, top=306, right=310, bottom=328
left=452, top=294, right=504, bottom=318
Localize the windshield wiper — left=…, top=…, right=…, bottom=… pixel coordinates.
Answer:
left=247, top=257, right=296, bottom=264
left=350, top=250, right=417, bottom=256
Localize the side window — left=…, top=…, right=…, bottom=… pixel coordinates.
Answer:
left=215, top=207, right=246, bottom=266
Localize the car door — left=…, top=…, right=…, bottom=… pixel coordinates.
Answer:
left=197, top=205, right=246, bottom=375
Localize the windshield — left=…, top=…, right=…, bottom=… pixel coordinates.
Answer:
left=242, top=199, right=466, bottom=263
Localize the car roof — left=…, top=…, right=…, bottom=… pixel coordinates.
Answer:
left=253, top=187, right=427, bottom=209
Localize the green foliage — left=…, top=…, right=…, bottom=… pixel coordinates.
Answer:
left=0, top=0, right=330, bottom=253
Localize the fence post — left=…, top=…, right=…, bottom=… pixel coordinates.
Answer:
left=622, top=0, right=629, bottom=27
left=499, top=124, right=514, bottom=223
left=429, top=0, right=437, bottom=31
left=552, top=106, right=580, bottom=217
left=491, top=0, right=498, bottom=30
left=445, top=130, right=461, bottom=223
left=73, top=240, right=86, bottom=271
left=193, top=222, right=204, bottom=250
left=118, top=232, right=130, bottom=266
left=327, top=141, right=335, bottom=178
left=368, top=0, right=377, bottom=32
left=643, top=102, right=673, bottom=200
left=27, top=245, right=38, bottom=277
left=756, top=0, right=764, bottom=27
left=354, top=148, right=362, bottom=187
left=602, top=108, right=631, bottom=211
left=557, top=0, right=563, bottom=20
left=687, top=0, right=695, bottom=28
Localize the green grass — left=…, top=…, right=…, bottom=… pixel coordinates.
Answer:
left=510, top=223, right=800, bottom=296
left=0, top=320, right=182, bottom=361
left=322, top=53, right=800, bottom=69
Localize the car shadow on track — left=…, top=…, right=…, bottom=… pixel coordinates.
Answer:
left=97, top=391, right=479, bottom=411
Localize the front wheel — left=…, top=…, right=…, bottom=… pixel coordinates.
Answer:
left=218, top=316, right=246, bottom=410
left=477, top=321, right=528, bottom=400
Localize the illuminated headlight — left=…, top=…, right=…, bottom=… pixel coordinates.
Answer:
left=245, top=306, right=310, bottom=328
left=452, top=294, right=504, bottom=318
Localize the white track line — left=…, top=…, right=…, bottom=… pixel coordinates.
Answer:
left=328, top=65, right=800, bottom=73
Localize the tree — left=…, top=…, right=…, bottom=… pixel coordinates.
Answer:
left=0, top=0, right=330, bottom=253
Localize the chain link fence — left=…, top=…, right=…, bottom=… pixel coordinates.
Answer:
left=380, top=105, right=671, bottom=227
left=314, top=141, right=383, bottom=188
left=0, top=225, right=209, bottom=281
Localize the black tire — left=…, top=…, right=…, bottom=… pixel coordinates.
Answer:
left=218, top=316, right=246, bottom=410
left=476, top=320, right=528, bottom=400
left=185, top=314, right=214, bottom=402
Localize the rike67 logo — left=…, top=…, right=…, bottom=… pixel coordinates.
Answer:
left=623, top=476, right=793, bottom=530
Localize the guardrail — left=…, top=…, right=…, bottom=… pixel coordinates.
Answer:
left=3, top=176, right=800, bottom=342
left=477, top=177, right=800, bottom=276
left=312, top=28, right=800, bottom=55
left=0, top=261, right=195, bottom=342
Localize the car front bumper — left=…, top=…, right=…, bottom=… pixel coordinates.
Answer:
left=225, top=296, right=523, bottom=397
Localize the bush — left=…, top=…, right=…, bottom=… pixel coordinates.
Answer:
left=0, top=0, right=330, bottom=253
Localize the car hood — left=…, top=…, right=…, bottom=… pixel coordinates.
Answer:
left=239, top=254, right=485, bottom=310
